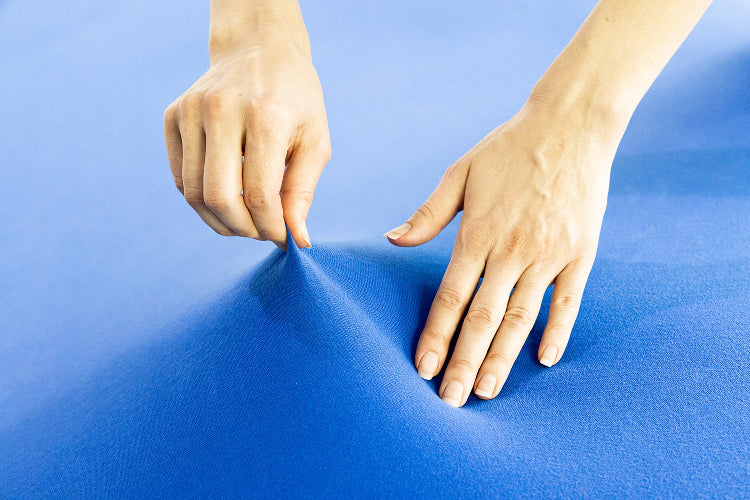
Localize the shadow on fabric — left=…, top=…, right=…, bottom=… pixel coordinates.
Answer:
left=2, top=143, right=750, bottom=497
left=1, top=235, right=748, bottom=496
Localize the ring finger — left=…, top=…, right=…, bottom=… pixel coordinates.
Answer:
left=473, top=264, right=551, bottom=400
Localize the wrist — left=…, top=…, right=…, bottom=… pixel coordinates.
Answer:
left=208, top=0, right=310, bottom=62
left=527, top=71, right=634, bottom=148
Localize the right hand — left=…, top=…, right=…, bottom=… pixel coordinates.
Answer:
left=163, top=35, right=331, bottom=249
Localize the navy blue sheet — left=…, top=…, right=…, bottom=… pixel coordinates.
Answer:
left=1, top=0, right=748, bottom=497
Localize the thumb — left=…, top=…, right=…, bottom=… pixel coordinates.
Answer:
left=385, top=161, right=468, bottom=247
left=280, top=138, right=331, bottom=248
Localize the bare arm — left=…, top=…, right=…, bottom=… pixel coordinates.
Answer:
left=531, top=0, right=714, bottom=141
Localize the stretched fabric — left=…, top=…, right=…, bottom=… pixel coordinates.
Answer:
left=0, top=0, right=748, bottom=497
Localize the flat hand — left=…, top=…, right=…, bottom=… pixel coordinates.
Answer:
left=164, top=40, right=331, bottom=248
left=387, top=100, right=619, bottom=407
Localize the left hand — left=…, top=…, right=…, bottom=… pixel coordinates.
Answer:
left=386, top=98, right=621, bottom=407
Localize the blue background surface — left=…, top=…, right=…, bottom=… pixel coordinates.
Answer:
left=1, top=0, right=749, bottom=497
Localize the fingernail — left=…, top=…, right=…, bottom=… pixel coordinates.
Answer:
left=540, top=344, right=558, bottom=367
left=417, top=351, right=438, bottom=380
left=441, top=380, right=464, bottom=407
left=383, top=222, right=412, bottom=240
left=300, top=219, right=311, bottom=248
left=474, top=374, right=497, bottom=398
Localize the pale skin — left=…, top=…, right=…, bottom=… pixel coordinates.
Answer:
left=164, top=0, right=713, bottom=406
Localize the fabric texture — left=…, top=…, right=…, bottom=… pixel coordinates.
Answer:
left=1, top=0, right=749, bottom=497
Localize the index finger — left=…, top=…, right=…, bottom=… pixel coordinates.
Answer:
left=414, top=240, right=487, bottom=381
left=242, top=132, right=289, bottom=247
left=163, top=104, right=183, bottom=193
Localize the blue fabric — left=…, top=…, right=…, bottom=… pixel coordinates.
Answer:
left=1, top=0, right=749, bottom=497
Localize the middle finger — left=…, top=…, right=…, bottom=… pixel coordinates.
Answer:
left=438, top=259, right=520, bottom=407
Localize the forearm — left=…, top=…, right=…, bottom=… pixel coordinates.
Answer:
left=529, top=0, right=713, bottom=138
left=208, top=0, right=310, bottom=61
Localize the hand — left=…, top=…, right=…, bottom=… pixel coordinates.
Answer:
left=386, top=99, right=622, bottom=407
left=163, top=31, right=331, bottom=249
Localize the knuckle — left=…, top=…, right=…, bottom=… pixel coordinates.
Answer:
left=518, top=264, right=549, bottom=289
left=422, top=327, right=451, bottom=346
left=504, top=229, right=528, bottom=254
left=262, top=226, right=287, bottom=242
left=552, top=292, right=581, bottom=311
left=297, top=189, right=315, bottom=206
left=243, top=187, right=272, bottom=211
left=443, top=163, right=459, bottom=182
left=464, top=305, right=497, bottom=330
left=545, top=324, right=571, bottom=337
left=575, top=242, right=598, bottom=259
left=533, top=235, right=556, bottom=261
left=448, top=357, right=476, bottom=375
left=202, top=88, right=227, bottom=107
left=415, top=202, right=436, bottom=223
left=319, top=140, right=332, bottom=163
left=183, top=186, right=203, bottom=206
left=442, top=161, right=467, bottom=190
left=179, top=92, right=202, bottom=118
left=234, top=229, right=259, bottom=239
left=434, top=286, right=465, bottom=312
left=248, top=97, right=291, bottom=127
left=163, top=103, right=178, bottom=124
left=204, top=190, right=234, bottom=214
left=173, top=175, right=184, bottom=193
left=213, top=226, right=234, bottom=237
left=304, top=135, right=333, bottom=164
left=457, top=220, right=491, bottom=258
left=484, top=351, right=513, bottom=369
left=280, top=187, right=315, bottom=208
left=202, top=89, right=234, bottom=119
left=502, top=305, right=534, bottom=328
left=294, top=127, right=331, bottom=164
left=572, top=255, right=596, bottom=277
